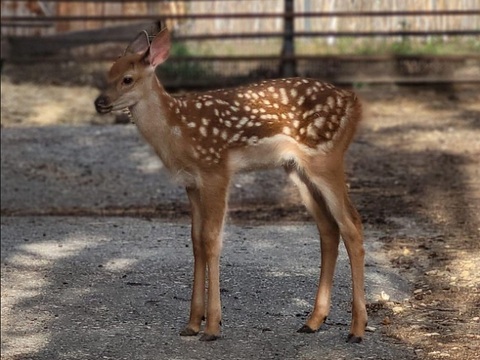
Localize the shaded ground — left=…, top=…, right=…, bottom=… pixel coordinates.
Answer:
left=1, top=70, right=479, bottom=360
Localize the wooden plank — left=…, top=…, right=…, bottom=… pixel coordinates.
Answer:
left=5, top=21, right=160, bottom=58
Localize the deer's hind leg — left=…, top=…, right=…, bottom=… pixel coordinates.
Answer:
left=287, top=167, right=341, bottom=334
left=300, top=160, right=367, bottom=343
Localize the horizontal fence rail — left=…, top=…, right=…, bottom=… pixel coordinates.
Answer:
left=1, top=0, right=479, bottom=87
left=4, top=9, right=480, bottom=21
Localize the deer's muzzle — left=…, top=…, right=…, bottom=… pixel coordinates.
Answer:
left=94, top=95, right=113, bottom=114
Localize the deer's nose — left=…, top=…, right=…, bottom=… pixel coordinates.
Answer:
left=94, top=95, right=112, bottom=114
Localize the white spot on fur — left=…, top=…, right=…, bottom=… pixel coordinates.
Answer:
left=307, top=125, right=318, bottom=139
left=327, top=96, right=335, bottom=109
left=314, top=117, right=326, bottom=128
left=239, top=117, right=249, bottom=127
left=248, top=136, right=259, bottom=145
left=336, top=97, right=344, bottom=108
left=279, top=88, right=289, bottom=105
left=231, top=133, right=241, bottom=142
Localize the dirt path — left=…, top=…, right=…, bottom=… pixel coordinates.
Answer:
left=2, top=73, right=479, bottom=359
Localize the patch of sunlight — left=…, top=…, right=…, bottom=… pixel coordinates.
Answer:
left=293, top=298, right=311, bottom=308
left=103, top=257, right=138, bottom=272
left=29, top=103, right=68, bottom=125
left=266, top=270, right=292, bottom=277
left=1, top=234, right=103, bottom=359
left=1, top=332, right=50, bottom=360
left=130, top=149, right=164, bottom=174
left=1, top=270, right=52, bottom=358
left=17, top=237, right=96, bottom=261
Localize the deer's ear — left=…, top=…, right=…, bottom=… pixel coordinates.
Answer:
left=148, top=28, right=171, bottom=67
left=125, top=30, right=150, bottom=55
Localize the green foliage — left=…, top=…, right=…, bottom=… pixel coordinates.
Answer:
left=156, top=43, right=211, bottom=80
left=297, top=36, right=480, bottom=56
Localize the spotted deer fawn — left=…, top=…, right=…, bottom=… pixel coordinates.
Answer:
left=95, top=26, right=367, bottom=343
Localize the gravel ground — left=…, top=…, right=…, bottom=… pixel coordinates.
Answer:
left=1, top=69, right=480, bottom=360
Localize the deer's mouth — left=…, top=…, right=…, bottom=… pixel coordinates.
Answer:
left=94, top=96, right=113, bottom=114
left=96, top=105, right=113, bottom=114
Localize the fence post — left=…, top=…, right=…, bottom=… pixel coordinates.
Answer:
left=280, top=0, right=297, bottom=77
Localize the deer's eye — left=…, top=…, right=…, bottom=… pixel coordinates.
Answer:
left=122, top=76, right=133, bottom=85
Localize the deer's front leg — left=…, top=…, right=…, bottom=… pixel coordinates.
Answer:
left=198, top=175, right=230, bottom=341
left=181, top=187, right=206, bottom=337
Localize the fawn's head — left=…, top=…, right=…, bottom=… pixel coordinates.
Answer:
left=95, top=27, right=171, bottom=114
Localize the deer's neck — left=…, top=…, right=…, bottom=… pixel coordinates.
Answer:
left=129, top=76, right=195, bottom=183
left=129, top=75, right=170, bottom=125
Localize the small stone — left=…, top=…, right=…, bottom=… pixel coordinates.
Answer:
left=365, top=326, right=376, bottom=332
left=380, top=291, right=390, bottom=301
left=382, top=316, right=391, bottom=325
left=413, top=289, right=423, bottom=294
left=392, top=306, right=404, bottom=314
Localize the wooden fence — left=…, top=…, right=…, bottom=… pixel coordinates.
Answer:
left=1, top=0, right=479, bottom=86
left=2, top=0, right=479, bottom=36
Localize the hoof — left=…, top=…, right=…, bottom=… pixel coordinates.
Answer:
left=199, top=333, right=220, bottom=342
left=180, top=327, right=199, bottom=337
left=346, top=333, right=363, bottom=343
left=297, top=325, right=317, bottom=334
